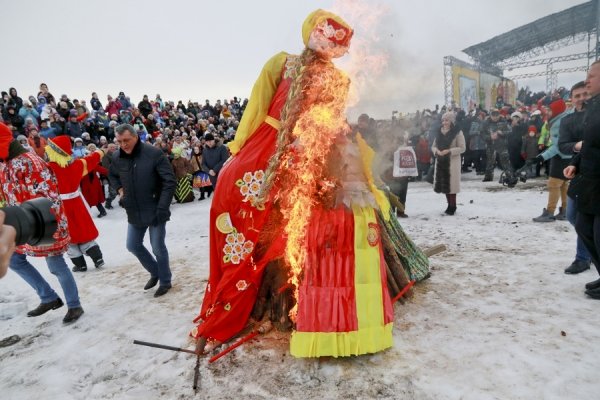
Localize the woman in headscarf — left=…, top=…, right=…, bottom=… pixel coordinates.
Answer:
left=431, top=112, right=466, bottom=215
left=171, top=146, right=194, bottom=203
left=191, top=9, right=429, bottom=357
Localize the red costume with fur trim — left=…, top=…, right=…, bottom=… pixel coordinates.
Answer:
left=46, top=136, right=103, bottom=244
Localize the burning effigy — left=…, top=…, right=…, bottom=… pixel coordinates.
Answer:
left=190, top=9, right=430, bottom=359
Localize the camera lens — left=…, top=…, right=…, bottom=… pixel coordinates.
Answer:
left=2, top=198, right=57, bottom=246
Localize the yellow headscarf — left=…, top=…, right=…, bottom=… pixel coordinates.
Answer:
left=301, top=9, right=353, bottom=47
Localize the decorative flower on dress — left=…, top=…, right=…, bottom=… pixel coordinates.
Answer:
left=222, top=229, right=254, bottom=264
left=235, top=170, right=265, bottom=209
left=236, top=280, right=249, bottom=291
left=367, top=222, right=380, bottom=247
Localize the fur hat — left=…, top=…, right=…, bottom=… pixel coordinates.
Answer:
left=46, top=136, right=73, bottom=167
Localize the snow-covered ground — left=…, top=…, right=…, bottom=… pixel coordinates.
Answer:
left=1, top=172, right=598, bottom=400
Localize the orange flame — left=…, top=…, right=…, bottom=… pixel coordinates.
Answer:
left=277, top=64, right=350, bottom=320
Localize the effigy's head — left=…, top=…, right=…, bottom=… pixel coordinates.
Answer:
left=302, top=9, right=353, bottom=59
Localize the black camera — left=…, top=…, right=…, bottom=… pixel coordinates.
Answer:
left=2, top=198, right=57, bottom=246
left=499, top=166, right=528, bottom=188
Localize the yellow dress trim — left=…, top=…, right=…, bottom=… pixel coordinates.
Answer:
left=227, top=52, right=288, bottom=155
left=355, top=133, right=391, bottom=221
left=264, top=115, right=281, bottom=131
left=290, top=206, right=393, bottom=357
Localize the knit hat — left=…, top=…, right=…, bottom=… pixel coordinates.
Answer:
left=46, top=136, right=73, bottom=167
left=0, top=122, right=13, bottom=159
left=204, top=133, right=215, bottom=141
left=442, top=111, right=456, bottom=124
left=549, top=99, right=566, bottom=117
left=528, top=125, right=537, bottom=133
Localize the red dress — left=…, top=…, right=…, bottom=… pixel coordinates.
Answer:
left=48, top=152, right=102, bottom=244
left=80, top=164, right=107, bottom=206
left=192, top=61, right=292, bottom=343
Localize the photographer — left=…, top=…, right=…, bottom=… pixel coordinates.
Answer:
left=0, top=122, right=84, bottom=323
left=0, top=211, right=17, bottom=279
left=481, top=109, right=516, bottom=186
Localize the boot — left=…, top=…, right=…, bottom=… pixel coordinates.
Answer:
left=482, top=176, right=493, bottom=182
left=27, top=297, right=63, bottom=317
left=105, top=200, right=113, bottom=210
left=564, top=260, right=591, bottom=274
left=71, top=256, right=87, bottom=272
left=97, top=203, right=107, bottom=218
left=555, top=207, right=567, bottom=221
left=63, top=307, right=84, bottom=324
left=532, top=208, right=556, bottom=223
left=86, top=245, right=105, bottom=268
left=444, top=205, right=457, bottom=215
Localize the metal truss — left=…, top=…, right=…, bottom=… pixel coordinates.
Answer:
left=501, top=52, right=594, bottom=70
left=507, top=65, right=589, bottom=80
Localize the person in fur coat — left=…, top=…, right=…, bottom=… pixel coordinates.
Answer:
left=431, top=112, right=466, bottom=215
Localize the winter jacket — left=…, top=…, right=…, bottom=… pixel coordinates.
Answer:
left=0, top=140, right=70, bottom=256
left=201, top=142, right=230, bottom=186
left=109, top=139, right=176, bottom=226
left=558, top=110, right=585, bottom=156
left=568, top=93, right=600, bottom=215
left=539, top=111, right=571, bottom=161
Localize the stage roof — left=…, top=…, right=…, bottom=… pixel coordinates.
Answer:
left=463, top=1, right=596, bottom=65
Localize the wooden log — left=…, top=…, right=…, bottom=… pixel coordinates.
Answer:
left=422, top=244, right=447, bottom=258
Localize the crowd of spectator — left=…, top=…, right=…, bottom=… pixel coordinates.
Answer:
left=0, top=83, right=247, bottom=156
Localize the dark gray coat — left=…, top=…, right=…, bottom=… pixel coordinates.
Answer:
left=201, top=143, right=230, bottom=186
left=109, top=139, right=176, bottom=226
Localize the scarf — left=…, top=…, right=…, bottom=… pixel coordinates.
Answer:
left=433, top=126, right=459, bottom=194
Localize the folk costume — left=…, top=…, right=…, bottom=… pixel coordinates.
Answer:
left=45, top=136, right=106, bottom=271
left=192, top=10, right=429, bottom=358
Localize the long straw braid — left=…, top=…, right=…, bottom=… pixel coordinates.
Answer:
left=256, top=48, right=318, bottom=204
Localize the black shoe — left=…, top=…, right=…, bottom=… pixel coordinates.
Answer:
left=565, top=260, right=591, bottom=274
left=584, top=287, right=600, bottom=300
left=62, top=307, right=84, bottom=324
left=462, top=168, right=472, bottom=173
left=445, top=206, right=457, bottom=216
left=97, top=210, right=107, bottom=218
left=482, top=177, right=493, bottom=182
left=105, top=203, right=113, bottom=210
left=585, top=278, right=600, bottom=290
left=144, top=277, right=159, bottom=290
left=198, top=196, right=205, bottom=201
left=27, top=297, right=64, bottom=317
left=154, top=285, right=171, bottom=297
left=71, top=255, right=88, bottom=272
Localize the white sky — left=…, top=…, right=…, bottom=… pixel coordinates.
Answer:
left=1, top=0, right=588, bottom=119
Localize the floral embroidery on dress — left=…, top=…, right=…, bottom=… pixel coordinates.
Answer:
left=224, top=303, right=231, bottom=311
left=222, top=229, right=254, bottom=265
left=236, top=280, right=249, bottom=291
left=235, top=170, right=265, bottom=209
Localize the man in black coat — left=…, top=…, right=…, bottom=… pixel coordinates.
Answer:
left=109, top=124, right=176, bottom=297
left=558, top=81, right=592, bottom=274
left=564, top=61, right=600, bottom=299
left=201, top=133, right=230, bottom=188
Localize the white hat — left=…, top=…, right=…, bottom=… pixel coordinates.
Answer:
left=531, top=110, right=542, bottom=116
left=510, top=111, right=522, bottom=119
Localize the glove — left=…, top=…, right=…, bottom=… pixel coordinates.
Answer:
left=155, top=208, right=171, bottom=224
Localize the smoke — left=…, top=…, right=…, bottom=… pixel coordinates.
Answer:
left=332, top=0, right=441, bottom=121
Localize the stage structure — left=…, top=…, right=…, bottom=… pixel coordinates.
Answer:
left=444, top=0, right=600, bottom=107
